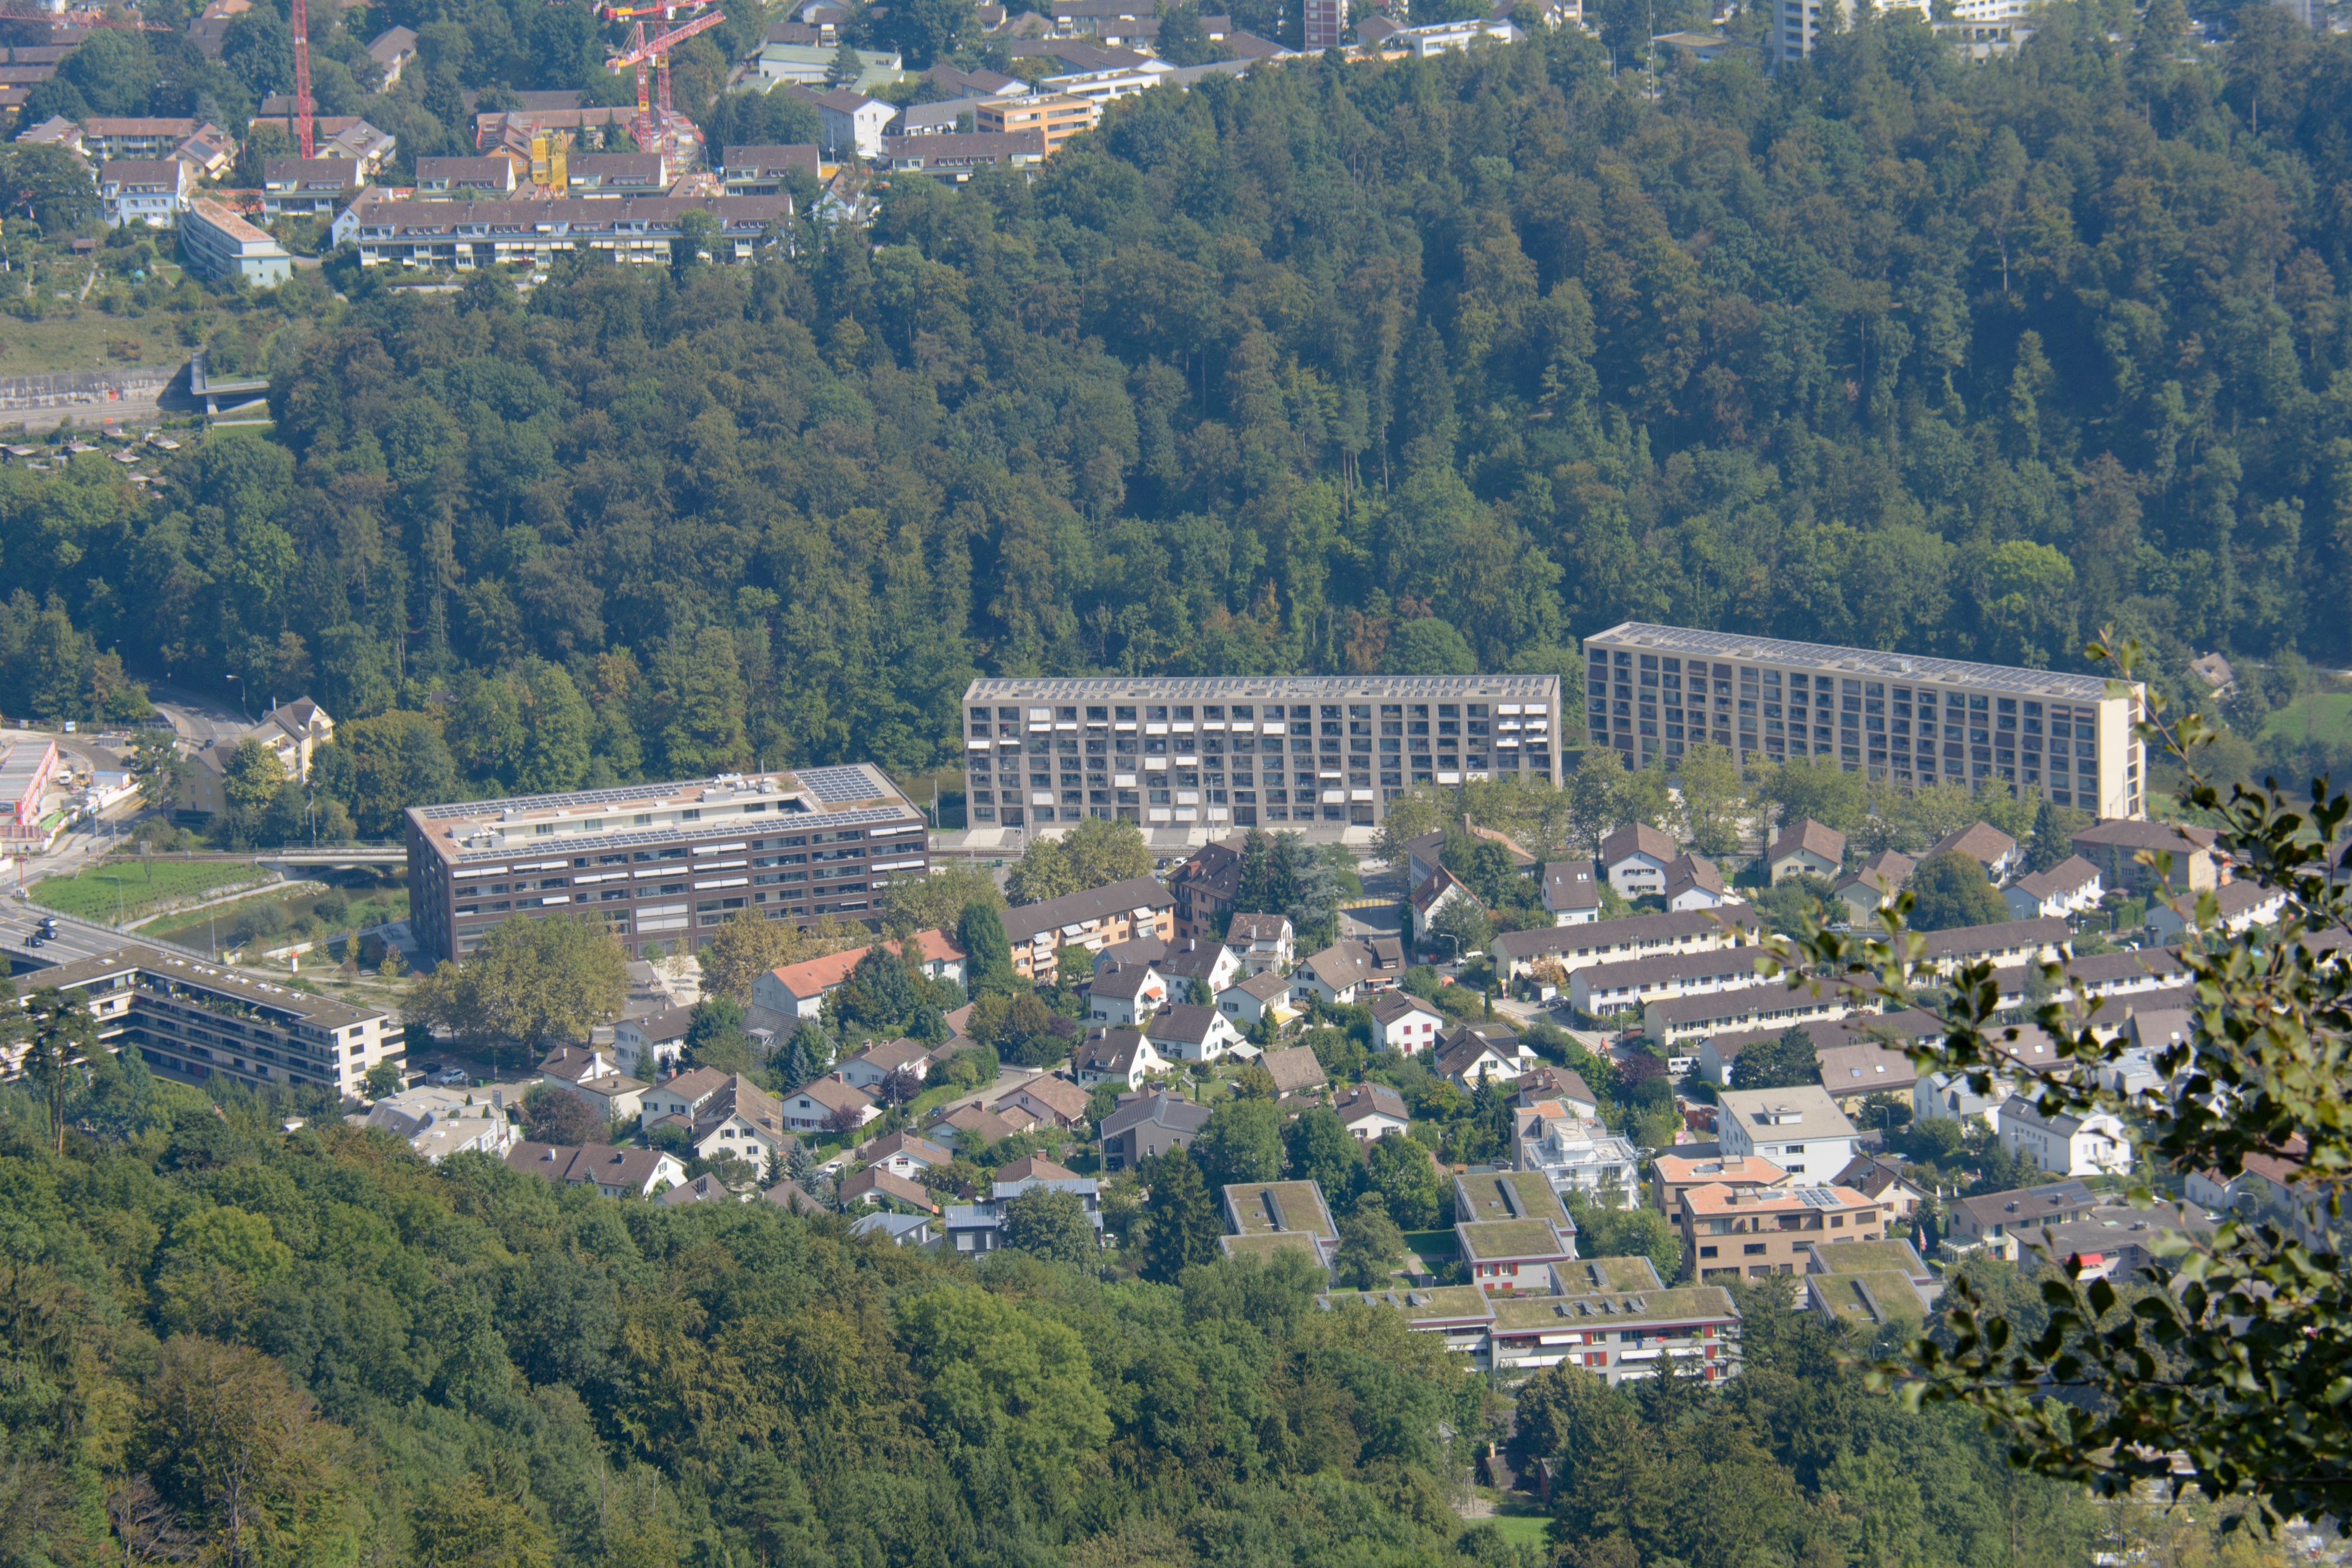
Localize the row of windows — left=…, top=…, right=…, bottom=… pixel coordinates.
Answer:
left=972, top=701, right=1536, bottom=725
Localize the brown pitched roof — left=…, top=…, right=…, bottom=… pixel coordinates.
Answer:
left=937, top=1104, right=1020, bottom=1143
left=841, top=1166, right=940, bottom=1212
left=1925, top=821, right=2018, bottom=868
left=995, top=1074, right=1090, bottom=1122
left=1001, top=875, right=1172, bottom=944
left=1769, top=818, right=1847, bottom=865
left=995, top=1154, right=1080, bottom=1183
left=1332, top=1083, right=1408, bottom=1126
left=1261, top=1045, right=1326, bottom=1095
left=1601, top=821, right=1677, bottom=867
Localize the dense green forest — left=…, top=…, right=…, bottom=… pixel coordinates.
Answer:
left=5, top=10, right=2351, bottom=812
left=0, top=1054, right=2265, bottom=1568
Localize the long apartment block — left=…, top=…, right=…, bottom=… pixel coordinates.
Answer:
left=960, top=674, right=1562, bottom=832
left=6, top=941, right=397, bottom=1097
left=1582, top=623, right=2145, bottom=817
left=405, top=767, right=927, bottom=965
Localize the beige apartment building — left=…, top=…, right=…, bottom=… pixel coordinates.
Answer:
left=960, top=674, right=1562, bottom=831
left=975, top=93, right=1098, bottom=152
left=1582, top=623, right=2146, bottom=818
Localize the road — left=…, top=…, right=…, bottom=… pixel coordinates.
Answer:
left=0, top=902, right=206, bottom=969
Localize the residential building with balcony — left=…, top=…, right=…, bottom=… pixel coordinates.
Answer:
left=1678, top=1182, right=1887, bottom=1282
left=1582, top=623, right=2146, bottom=817
left=404, top=765, right=927, bottom=965
left=962, top=676, right=1562, bottom=832
left=5, top=941, right=397, bottom=1098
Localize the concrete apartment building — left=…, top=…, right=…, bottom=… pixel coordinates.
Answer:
left=5, top=941, right=398, bottom=1098
left=960, top=674, right=1562, bottom=833
left=181, top=199, right=293, bottom=286
left=1679, top=1182, right=1888, bottom=1283
left=976, top=93, right=1098, bottom=152
left=999, top=875, right=1175, bottom=981
left=1582, top=623, right=2146, bottom=819
left=405, top=765, right=927, bottom=965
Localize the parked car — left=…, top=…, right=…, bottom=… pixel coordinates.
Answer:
left=433, top=1066, right=469, bottom=1086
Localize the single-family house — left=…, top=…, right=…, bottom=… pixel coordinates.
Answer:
left=637, top=1071, right=790, bottom=1166
left=2004, top=855, right=2104, bottom=921
left=1074, top=1027, right=1167, bottom=1090
left=1434, top=1024, right=1534, bottom=1087
left=834, top=1036, right=936, bottom=1096
left=2071, top=818, right=2222, bottom=897
left=98, top=158, right=191, bottom=226
left=994, top=1074, right=1093, bottom=1130
left=1331, top=1084, right=1411, bottom=1141
left=658, top=1172, right=749, bottom=1206
left=1601, top=822, right=1679, bottom=898
left=2145, top=878, right=2289, bottom=944
left=1088, top=959, right=1170, bottom=1026
left=1925, top=822, right=2022, bottom=882
left=1227, top=912, right=1295, bottom=972
left=1411, top=867, right=1484, bottom=950
left=1289, top=946, right=1371, bottom=1007
left=537, top=1044, right=647, bottom=1123
left=813, top=88, right=899, bottom=158
left=1170, top=835, right=1245, bottom=942
left=1261, top=1044, right=1328, bottom=1099
left=947, top=1170, right=1104, bottom=1252
left=1837, top=850, right=1915, bottom=920
left=780, top=1075, right=879, bottom=1132
left=1542, top=860, right=1602, bottom=924
left=1662, top=852, right=1738, bottom=912
left=1337, top=933, right=1407, bottom=989
left=1913, top=1069, right=2007, bottom=1130
left=1217, top=969, right=1291, bottom=1028
left=1367, top=990, right=1445, bottom=1054
left=1713, top=1085, right=1860, bottom=1185
left=1145, top=1002, right=1244, bottom=1062
left=1768, top=820, right=1846, bottom=883
left=848, top=1210, right=937, bottom=1245
left=854, top=1128, right=954, bottom=1181
left=1153, top=937, right=1241, bottom=998
left=610, top=1004, right=692, bottom=1078
left=368, top=25, right=418, bottom=86
left=1829, top=1154, right=1931, bottom=1220
left=348, top=1085, right=517, bottom=1164
left=1098, top=1090, right=1211, bottom=1172
left=935, top=1104, right=1020, bottom=1145
left=841, top=1166, right=941, bottom=1213
left=753, top=928, right=967, bottom=1017
left=506, top=1140, right=689, bottom=1199
left=1813, top=1039, right=1920, bottom=1105
left=1946, top=1179, right=2098, bottom=1258
left=1515, top=1065, right=1600, bottom=1119
left=1999, top=1100, right=2134, bottom=1177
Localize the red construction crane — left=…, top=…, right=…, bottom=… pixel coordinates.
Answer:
left=608, top=9, right=721, bottom=149
left=290, top=0, right=313, bottom=156
left=597, top=1, right=714, bottom=19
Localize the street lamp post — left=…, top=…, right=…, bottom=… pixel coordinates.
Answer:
left=225, top=672, right=248, bottom=722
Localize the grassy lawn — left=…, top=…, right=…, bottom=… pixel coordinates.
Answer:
left=1477, top=1514, right=1551, bottom=1549
left=2261, top=693, right=2352, bottom=749
left=31, top=858, right=269, bottom=922
left=140, top=868, right=409, bottom=957
left=1402, top=1229, right=1459, bottom=1257
left=0, top=307, right=191, bottom=377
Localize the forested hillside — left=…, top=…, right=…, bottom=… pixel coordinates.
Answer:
left=4, top=10, right=2350, bottom=807
left=0, top=1061, right=2189, bottom=1568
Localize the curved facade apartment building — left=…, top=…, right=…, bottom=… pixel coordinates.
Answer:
left=405, top=766, right=928, bottom=965
left=1582, top=623, right=2144, bottom=819
left=960, top=674, right=1563, bottom=832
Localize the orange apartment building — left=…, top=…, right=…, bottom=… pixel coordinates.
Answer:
left=977, top=93, right=1099, bottom=153
left=1677, top=1182, right=1888, bottom=1283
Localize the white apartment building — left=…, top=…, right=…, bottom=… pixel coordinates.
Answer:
left=960, top=674, right=1562, bottom=832
left=1769, top=0, right=1927, bottom=63
left=1582, top=623, right=2144, bottom=818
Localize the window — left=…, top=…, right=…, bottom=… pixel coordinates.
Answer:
left=1743, top=1243, right=1768, bottom=1255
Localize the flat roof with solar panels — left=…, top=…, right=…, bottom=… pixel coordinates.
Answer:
left=960, top=673, right=1563, bottom=837
left=1583, top=620, right=2146, bottom=820
left=403, top=766, right=928, bottom=965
